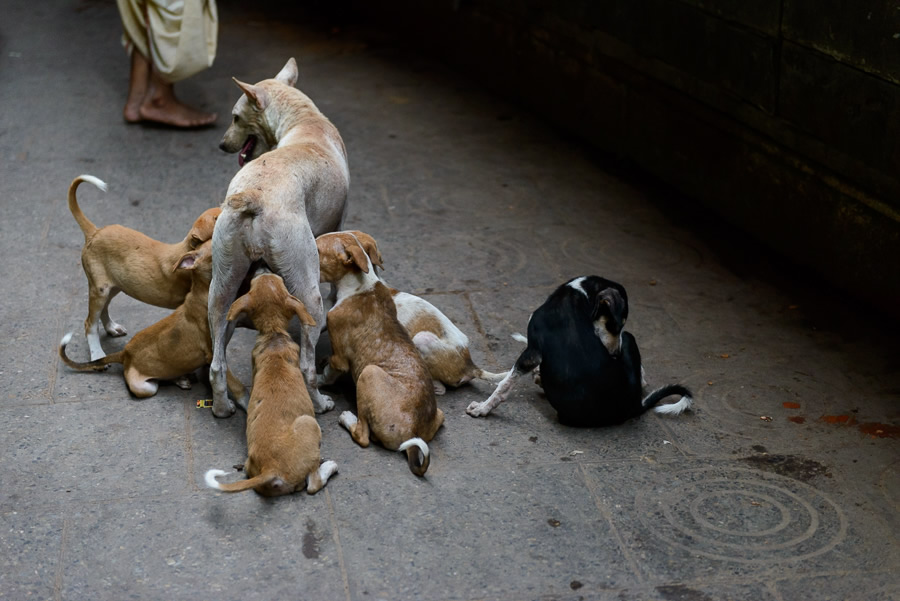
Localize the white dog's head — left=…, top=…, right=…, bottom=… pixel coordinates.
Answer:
left=219, top=58, right=300, bottom=167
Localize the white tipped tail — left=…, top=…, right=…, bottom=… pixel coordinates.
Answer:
left=653, top=395, right=693, bottom=415
left=511, top=333, right=528, bottom=344
left=399, top=437, right=430, bottom=476
left=60, top=332, right=73, bottom=346
left=78, top=175, right=108, bottom=192
left=398, top=437, right=429, bottom=457
left=204, top=469, right=227, bottom=490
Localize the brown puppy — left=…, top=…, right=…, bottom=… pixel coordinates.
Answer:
left=205, top=273, right=338, bottom=496
left=59, top=241, right=246, bottom=402
left=67, top=174, right=220, bottom=362
left=316, top=232, right=443, bottom=476
left=329, top=231, right=506, bottom=393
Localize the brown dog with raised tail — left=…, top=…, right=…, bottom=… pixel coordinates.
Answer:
left=59, top=241, right=246, bottom=402
left=67, top=174, right=220, bottom=362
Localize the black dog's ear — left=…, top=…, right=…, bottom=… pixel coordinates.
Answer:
left=592, top=288, right=627, bottom=335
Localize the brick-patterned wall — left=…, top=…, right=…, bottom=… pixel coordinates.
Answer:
left=351, top=0, right=900, bottom=316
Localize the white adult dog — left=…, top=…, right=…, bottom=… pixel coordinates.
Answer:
left=208, top=58, right=349, bottom=417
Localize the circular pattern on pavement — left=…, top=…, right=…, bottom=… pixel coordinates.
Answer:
left=634, top=466, right=847, bottom=564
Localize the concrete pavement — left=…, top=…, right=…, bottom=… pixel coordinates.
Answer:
left=1, top=2, right=898, bottom=600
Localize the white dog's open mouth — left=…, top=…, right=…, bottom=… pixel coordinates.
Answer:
left=238, top=136, right=257, bottom=167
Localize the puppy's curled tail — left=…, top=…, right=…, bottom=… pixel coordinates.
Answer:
left=641, top=385, right=693, bottom=416
left=204, top=469, right=280, bottom=493
left=68, top=175, right=107, bottom=240
left=226, top=191, right=263, bottom=216
left=59, top=332, right=122, bottom=371
left=398, top=437, right=430, bottom=477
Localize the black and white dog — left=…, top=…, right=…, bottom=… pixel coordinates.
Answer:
left=466, top=276, right=692, bottom=426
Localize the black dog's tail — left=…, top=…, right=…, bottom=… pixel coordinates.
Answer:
left=641, top=385, right=693, bottom=416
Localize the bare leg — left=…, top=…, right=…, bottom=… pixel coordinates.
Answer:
left=124, top=49, right=216, bottom=128
left=124, top=50, right=150, bottom=123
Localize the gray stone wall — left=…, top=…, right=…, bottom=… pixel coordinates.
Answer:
left=350, top=0, right=900, bottom=316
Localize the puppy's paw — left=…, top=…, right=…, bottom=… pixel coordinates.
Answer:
left=466, top=400, right=491, bottom=417
left=212, top=399, right=236, bottom=418
left=105, top=322, right=128, bottom=337
left=173, top=376, right=192, bottom=390
left=313, top=392, right=335, bottom=414
left=319, top=460, right=338, bottom=480
left=338, top=411, right=358, bottom=430
left=433, top=380, right=446, bottom=396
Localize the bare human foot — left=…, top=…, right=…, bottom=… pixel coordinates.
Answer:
left=124, top=50, right=216, bottom=128
left=139, top=69, right=217, bottom=128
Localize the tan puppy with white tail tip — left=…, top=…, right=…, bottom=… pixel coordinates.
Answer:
left=316, top=232, right=443, bottom=477
left=205, top=272, right=337, bottom=496
left=59, top=241, right=246, bottom=401
left=67, top=174, right=220, bottom=362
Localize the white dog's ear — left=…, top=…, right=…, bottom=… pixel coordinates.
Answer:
left=275, top=58, right=299, bottom=87
left=233, top=77, right=269, bottom=111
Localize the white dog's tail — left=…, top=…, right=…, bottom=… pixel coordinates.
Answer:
left=225, top=190, right=263, bottom=216
left=67, top=175, right=107, bottom=240
left=641, top=385, right=693, bottom=416
left=398, top=438, right=430, bottom=477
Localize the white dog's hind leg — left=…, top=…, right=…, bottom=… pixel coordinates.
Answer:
left=269, top=223, right=333, bottom=413
left=208, top=219, right=252, bottom=418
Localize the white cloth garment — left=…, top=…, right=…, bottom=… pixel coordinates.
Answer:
left=117, top=0, right=218, bottom=83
